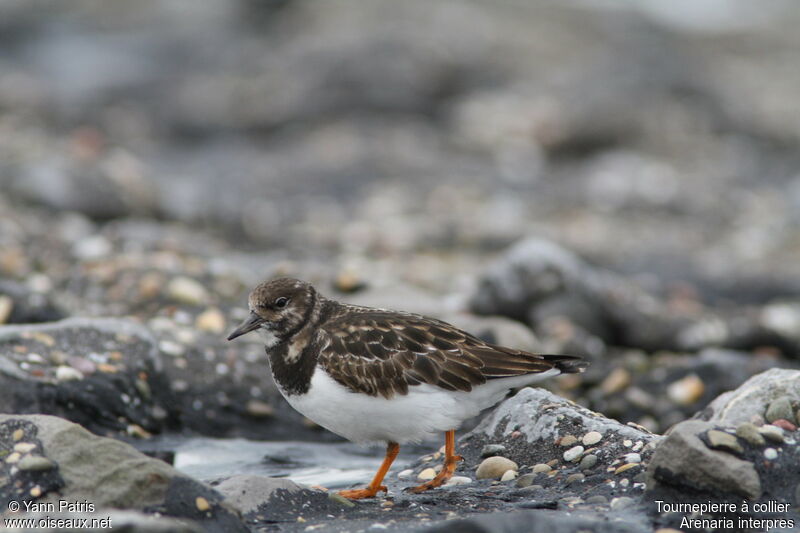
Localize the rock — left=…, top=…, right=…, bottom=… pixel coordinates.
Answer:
left=515, top=473, right=537, bottom=488
left=214, top=475, right=307, bottom=515
left=579, top=454, right=598, bottom=470
left=444, top=476, right=471, bottom=486
left=16, top=455, right=55, bottom=471
left=418, top=468, right=437, bottom=481
left=666, top=374, right=705, bottom=406
left=500, top=469, right=517, bottom=482
left=476, top=456, right=518, bottom=480
left=563, top=445, right=584, bottom=462
left=646, top=420, right=761, bottom=500
left=565, top=473, right=584, bottom=485
left=705, top=430, right=743, bottom=454
left=558, top=435, right=578, bottom=447
left=0, top=414, right=246, bottom=531
left=601, top=368, right=631, bottom=395
left=735, top=422, right=765, bottom=447
left=0, top=318, right=176, bottom=437
left=764, top=448, right=778, bottom=460
left=582, top=431, right=603, bottom=446
left=397, top=469, right=414, bottom=479
left=480, top=444, right=507, bottom=458
left=758, top=425, right=785, bottom=443
left=167, top=276, right=208, bottom=306
left=697, top=368, right=800, bottom=426
left=531, top=463, right=551, bottom=473
left=766, top=397, right=796, bottom=424
left=772, top=419, right=797, bottom=432
left=195, top=308, right=226, bottom=334
left=623, top=453, right=642, bottom=463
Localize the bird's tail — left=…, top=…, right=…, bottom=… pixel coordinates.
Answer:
left=542, top=354, right=588, bottom=374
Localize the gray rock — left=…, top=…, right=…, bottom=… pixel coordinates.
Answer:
left=579, top=454, right=598, bottom=470
left=215, top=475, right=307, bottom=515
left=698, top=368, right=800, bottom=426
left=706, top=430, right=743, bottom=454
left=0, top=414, right=246, bottom=531
left=515, top=473, right=537, bottom=488
left=16, top=455, right=55, bottom=471
left=481, top=444, right=508, bottom=458
left=766, top=396, right=796, bottom=424
left=646, top=420, right=761, bottom=500
left=735, top=422, right=766, bottom=447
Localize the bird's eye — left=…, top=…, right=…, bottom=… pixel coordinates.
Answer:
left=274, top=297, right=289, bottom=309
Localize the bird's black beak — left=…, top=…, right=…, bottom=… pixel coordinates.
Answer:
left=226, top=312, right=264, bottom=341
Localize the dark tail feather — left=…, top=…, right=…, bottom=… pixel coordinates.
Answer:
left=543, top=354, right=588, bottom=374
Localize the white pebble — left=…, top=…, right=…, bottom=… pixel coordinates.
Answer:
left=417, top=468, right=436, bottom=481
left=13, top=443, right=36, bottom=454
left=500, top=470, right=517, bottom=482
left=167, top=276, right=208, bottom=305
left=623, top=453, right=642, bottom=464
left=159, top=340, right=185, bottom=356
left=444, top=476, right=472, bottom=486
left=397, top=469, right=414, bottom=479
left=563, top=445, right=584, bottom=462
left=582, top=431, right=602, bottom=446
left=623, top=440, right=633, bottom=447
left=55, top=366, right=83, bottom=382
left=764, top=448, right=778, bottom=460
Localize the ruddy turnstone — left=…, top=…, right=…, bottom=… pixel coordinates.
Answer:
left=227, top=278, right=586, bottom=499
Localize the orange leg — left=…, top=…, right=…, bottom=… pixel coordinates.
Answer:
left=409, top=430, right=463, bottom=493
left=339, top=442, right=400, bottom=500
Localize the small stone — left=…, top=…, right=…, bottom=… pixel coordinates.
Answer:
left=500, top=470, right=517, bottom=482
left=13, top=442, right=36, bottom=454
left=765, top=397, right=796, bottom=424
left=329, top=493, right=355, bottom=507
left=586, top=495, right=608, bottom=505
left=610, top=496, right=635, bottom=510
left=126, top=424, right=152, bottom=439
left=579, top=454, right=598, bottom=470
left=246, top=400, right=275, bottom=418
left=706, top=430, right=744, bottom=454
left=168, top=277, right=208, bottom=306
left=623, top=440, right=633, bottom=447
left=12, top=429, right=24, bottom=441
left=55, top=366, right=83, bottom=381
left=764, top=448, right=778, bottom=460
left=759, top=425, right=785, bottom=443
left=515, top=473, right=537, bottom=488
left=546, top=459, right=559, bottom=467
left=480, top=444, right=507, bottom=458
left=0, top=295, right=12, bottom=324
left=666, top=373, right=705, bottom=406
left=5, top=452, right=21, bottom=463
left=476, top=456, right=518, bottom=480
left=397, top=469, right=414, bottom=479
left=563, top=445, right=584, bottom=462
left=582, top=431, right=602, bottom=446
left=623, top=453, right=642, bottom=463
left=433, top=464, right=443, bottom=473
left=614, top=463, right=639, bottom=475
left=735, top=423, right=765, bottom=447
left=196, top=308, right=226, bottom=334
left=195, top=497, right=211, bottom=512
left=772, top=419, right=797, bottom=432
left=29, top=486, right=42, bottom=498
left=417, top=468, right=437, bottom=481
left=558, top=435, right=578, bottom=447
left=531, top=463, right=551, bottom=473
left=159, top=340, right=185, bottom=356
left=17, top=456, right=55, bottom=471
left=444, top=476, right=471, bottom=486
left=601, top=367, right=631, bottom=394
left=565, top=473, right=585, bottom=485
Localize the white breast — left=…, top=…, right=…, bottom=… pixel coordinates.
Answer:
left=276, top=367, right=560, bottom=444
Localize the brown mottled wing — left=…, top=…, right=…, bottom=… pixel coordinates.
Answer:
left=316, top=310, right=581, bottom=399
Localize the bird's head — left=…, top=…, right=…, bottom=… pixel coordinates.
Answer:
left=226, top=278, right=317, bottom=345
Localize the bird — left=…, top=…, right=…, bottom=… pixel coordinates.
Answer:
left=226, top=277, right=586, bottom=500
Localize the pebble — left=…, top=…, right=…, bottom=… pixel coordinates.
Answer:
left=500, top=470, right=517, bottom=482
left=168, top=277, right=208, bottom=305
left=771, top=419, right=797, bottom=432
left=13, top=442, right=36, bottom=453
left=444, top=476, right=472, bottom=486
left=29, top=486, right=42, bottom=498
left=17, top=456, right=55, bottom=471
left=565, top=473, right=585, bottom=485
left=417, top=468, right=437, bottom=481
left=531, top=463, right=551, bottom=473
left=758, top=425, right=785, bottom=443
left=195, top=497, right=211, bottom=512
left=666, top=373, right=705, bottom=406
left=245, top=400, right=275, bottom=418
left=622, top=453, right=642, bottom=463
left=0, top=295, right=12, bottom=324
left=159, top=340, right=185, bottom=357
left=476, top=456, right=518, bottom=480
left=563, top=445, right=584, bottom=462
left=196, top=308, right=226, bottom=334
left=764, top=448, right=778, bottom=460
left=706, top=430, right=743, bottom=454
left=586, top=495, right=608, bottom=505
left=614, top=463, right=639, bottom=475
left=55, top=366, right=83, bottom=382
left=12, top=429, right=24, bottom=441
left=582, top=431, right=602, bottom=446
left=623, top=440, right=633, bottom=447
left=736, top=422, right=766, bottom=447
left=601, top=367, right=631, bottom=394
left=515, top=473, right=537, bottom=488
left=329, top=493, right=355, bottom=507
left=397, top=469, right=414, bottom=479
left=480, top=444, right=507, bottom=458
left=765, top=397, right=796, bottom=424
left=579, top=454, right=598, bottom=470
left=558, top=435, right=578, bottom=447
left=610, top=496, right=635, bottom=510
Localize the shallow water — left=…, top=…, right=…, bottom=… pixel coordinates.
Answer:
left=139, top=436, right=427, bottom=489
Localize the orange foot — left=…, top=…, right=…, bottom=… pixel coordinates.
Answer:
left=338, top=485, right=388, bottom=500
left=408, top=454, right=463, bottom=493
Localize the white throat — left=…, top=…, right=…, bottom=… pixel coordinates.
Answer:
left=258, top=326, right=280, bottom=349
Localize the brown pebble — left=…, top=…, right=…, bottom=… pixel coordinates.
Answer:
left=772, top=419, right=797, bottom=432
left=614, top=463, right=640, bottom=475
left=12, top=429, right=24, bottom=441
left=601, top=368, right=631, bottom=394
left=246, top=400, right=275, bottom=418
left=195, top=496, right=211, bottom=512
left=30, top=486, right=42, bottom=498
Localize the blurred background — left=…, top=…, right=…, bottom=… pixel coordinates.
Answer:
left=2, top=0, right=800, bottom=443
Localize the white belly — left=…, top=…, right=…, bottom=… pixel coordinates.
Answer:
left=276, top=367, right=560, bottom=444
